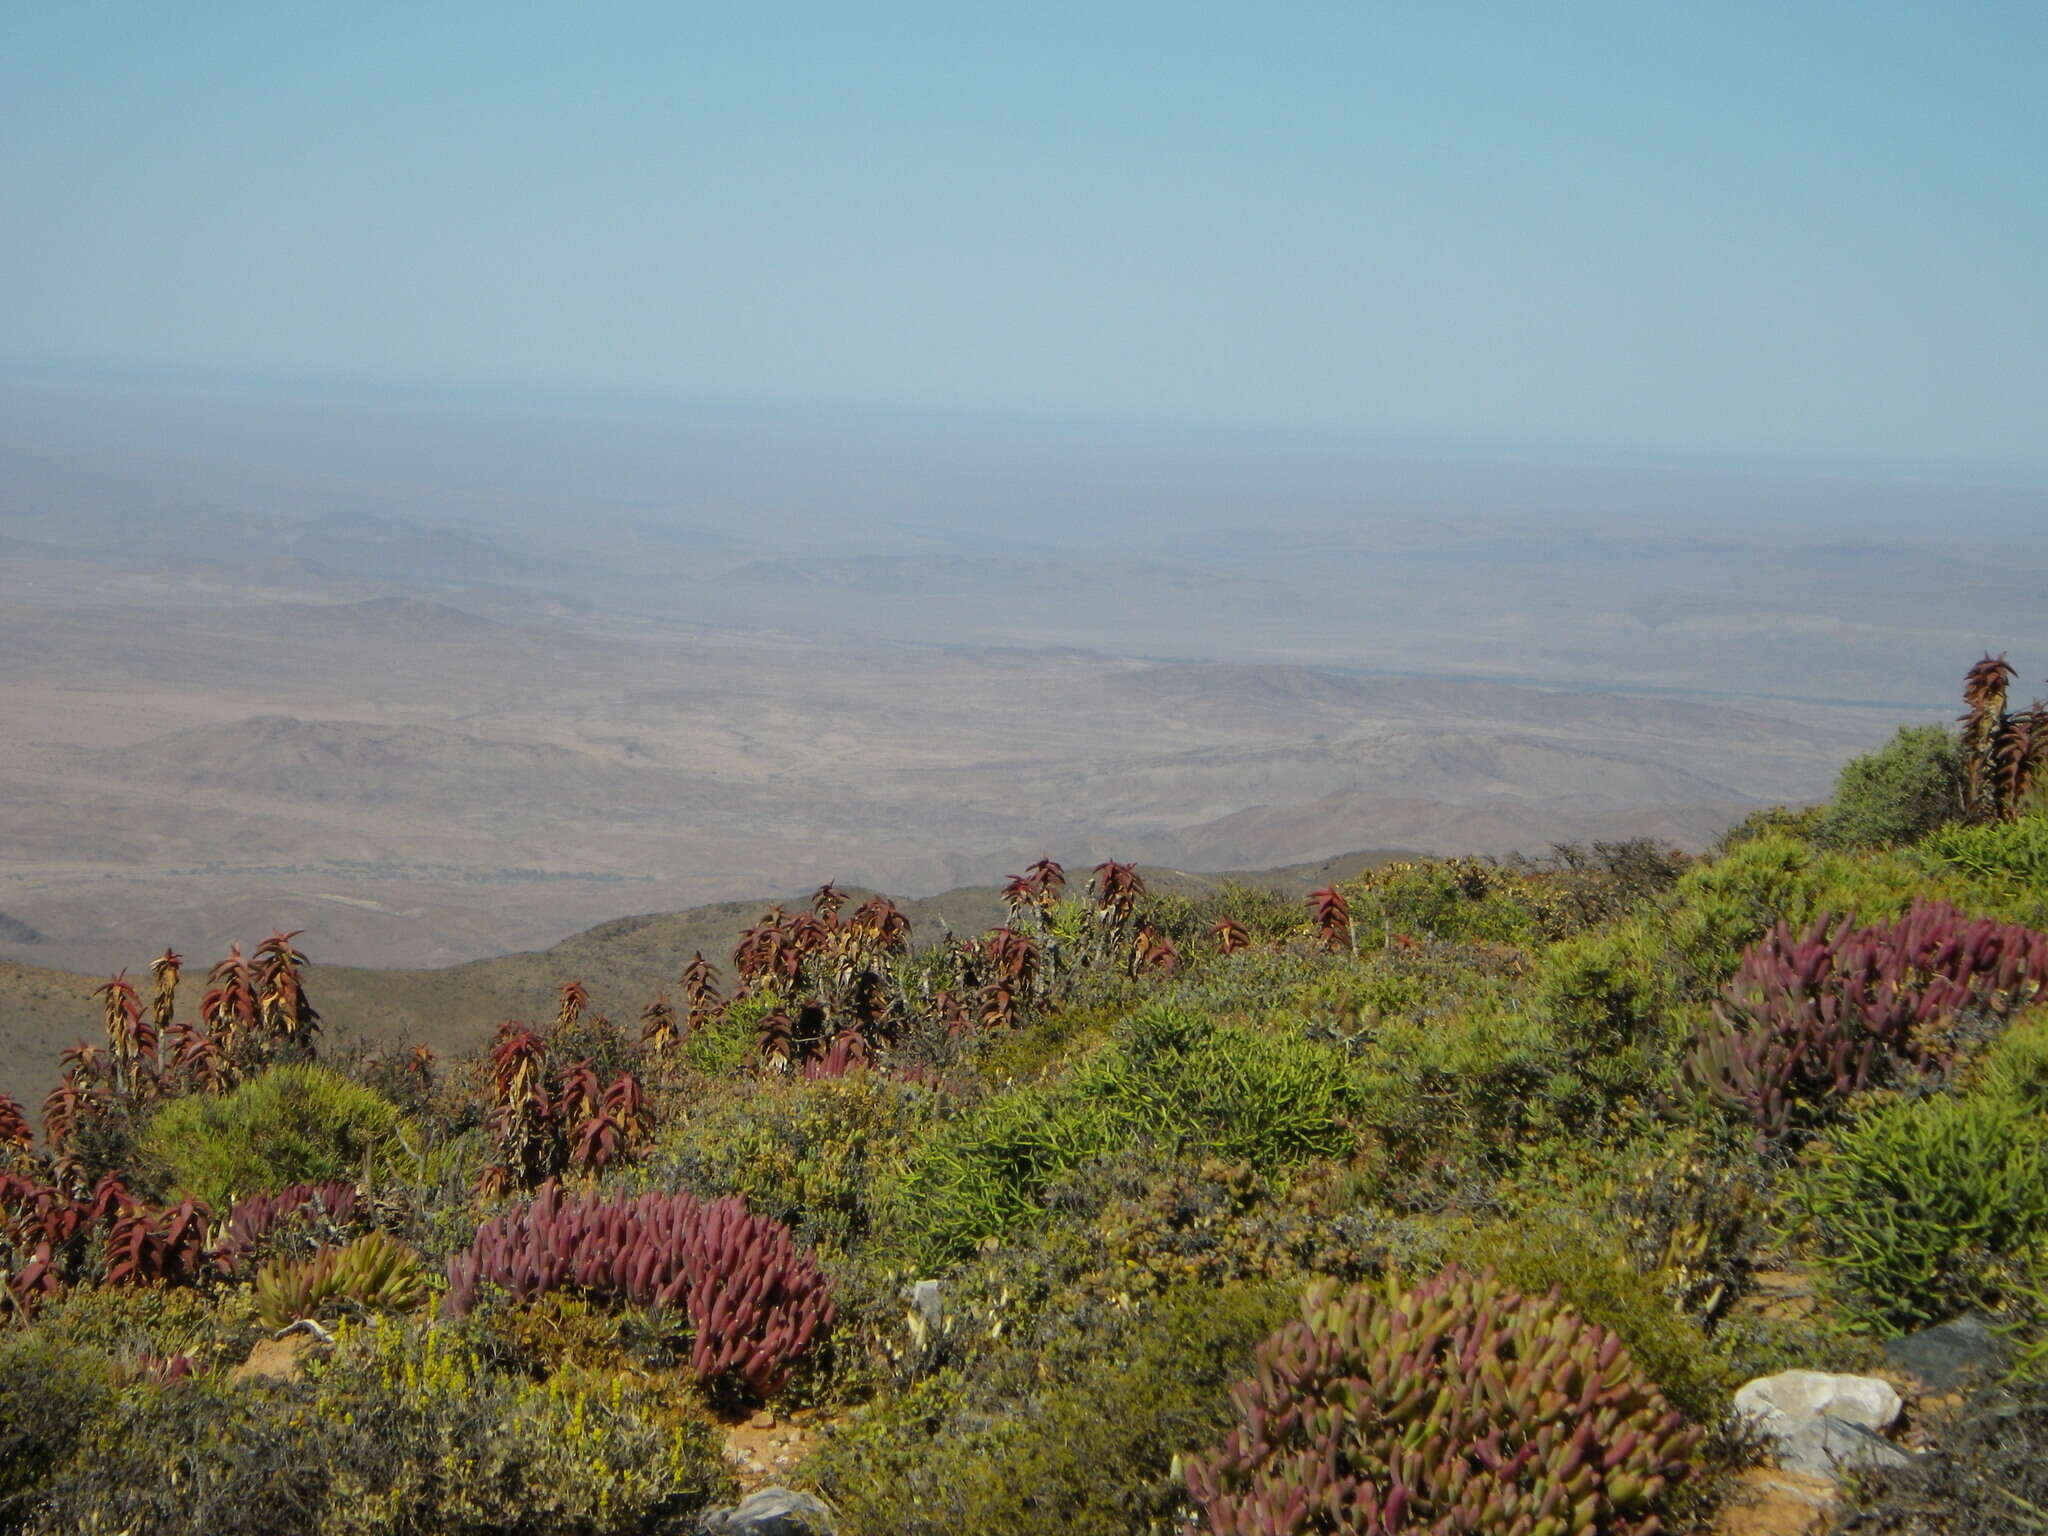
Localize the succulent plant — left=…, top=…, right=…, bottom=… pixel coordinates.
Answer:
left=1690, top=899, right=2048, bottom=1142
left=1186, top=1265, right=1700, bottom=1536
left=1212, top=915, right=1252, bottom=956
left=1306, top=886, right=1353, bottom=953
left=442, top=1182, right=834, bottom=1397
left=0, top=1094, right=32, bottom=1158
left=215, top=1179, right=360, bottom=1273
left=254, top=1230, right=428, bottom=1329
left=105, top=1196, right=212, bottom=1287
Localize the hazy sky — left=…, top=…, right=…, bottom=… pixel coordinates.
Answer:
left=5, top=3, right=2044, bottom=469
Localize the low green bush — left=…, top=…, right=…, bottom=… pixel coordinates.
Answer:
left=630, top=1073, right=936, bottom=1254
left=0, top=1333, right=113, bottom=1516
left=893, top=1005, right=1357, bottom=1264
left=1921, top=813, right=2048, bottom=897
left=1791, top=1087, right=2048, bottom=1331
left=1666, top=834, right=1939, bottom=989
left=138, top=1064, right=411, bottom=1208
left=810, top=1281, right=1291, bottom=1536
left=20, top=1318, right=731, bottom=1536
left=1345, top=856, right=1566, bottom=953
left=1533, top=919, right=1674, bottom=1052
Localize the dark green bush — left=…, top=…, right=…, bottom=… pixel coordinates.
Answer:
left=21, top=1318, right=731, bottom=1536
left=1814, top=725, right=1965, bottom=849
left=0, top=1333, right=112, bottom=1516
left=810, top=1281, right=1291, bottom=1536
left=138, top=1064, right=410, bottom=1207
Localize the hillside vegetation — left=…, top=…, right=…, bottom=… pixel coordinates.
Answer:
left=1, top=655, right=2045, bottom=1535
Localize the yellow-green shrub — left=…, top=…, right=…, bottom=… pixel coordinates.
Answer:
left=139, top=1064, right=410, bottom=1208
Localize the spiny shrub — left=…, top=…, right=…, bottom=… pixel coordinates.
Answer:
left=1689, top=900, right=2048, bottom=1142
left=254, top=1232, right=428, bottom=1330
left=1185, top=1266, right=1701, bottom=1536
left=139, top=1064, right=407, bottom=1209
left=442, top=1182, right=833, bottom=1397
left=1789, top=1088, right=2048, bottom=1331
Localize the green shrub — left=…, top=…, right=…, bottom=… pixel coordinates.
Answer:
left=1080, top=1006, right=1358, bottom=1164
left=810, top=1281, right=1291, bottom=1536
left=1814, top=724, right=1965, bottom=848
left=1352, top=1004, right=1604, bottom=1184
left=1666, top=835, right=1936, bottom=988
left=1345, top=857, right=1565, bottom=952
left=1921, top=813, right=2048, bottom=893
left=1791, top=1088, right=2048, bottom=1331
left=1533, top=917, right=1677, bottom=1055
left=633, top=1074, right=935, bottom=1254
left=0, top=1333, right=113, bottom=1515
left=22, top=1317, right=731, bottom=1536
left=1715, top=803, right=1826, bottom=851
left=32, top=1280, right=260, bottom=1369
left=893, top=1006, right=1357, bottom=1264
left=1977, top=1011, right=2048, bottom=1110
left=139, top=1064, right=410, bottom=1208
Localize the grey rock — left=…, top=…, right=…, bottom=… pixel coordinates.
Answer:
left=1885, top=1315, right=2002, bottom=1392
left=1735, top=1370, right=1912, bottom=1478
left=698, top=1486, right=836, bottom=1536
left=1779, top=1417, right=1914, bottom=1478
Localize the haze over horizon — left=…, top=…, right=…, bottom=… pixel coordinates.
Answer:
left=6, top=3, right=2046, bottom=470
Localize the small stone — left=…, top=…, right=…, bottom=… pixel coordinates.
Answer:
left=698, top=1485, right=836, bottom=1536
left=1884, top=1315, right=2003, bottom=1392
left=750, top=1410, right=775, bottom=1428
left=906, top=1278, right=942, bottom=1329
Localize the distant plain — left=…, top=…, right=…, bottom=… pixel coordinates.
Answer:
left=3, top=372, right=2041, bottom=984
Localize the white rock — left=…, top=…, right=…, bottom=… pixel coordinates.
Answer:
left=1734, top=1370, right=1902, bottom=1434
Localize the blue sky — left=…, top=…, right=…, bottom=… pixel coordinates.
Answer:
left=4, top=3, right=2044, bottom=468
